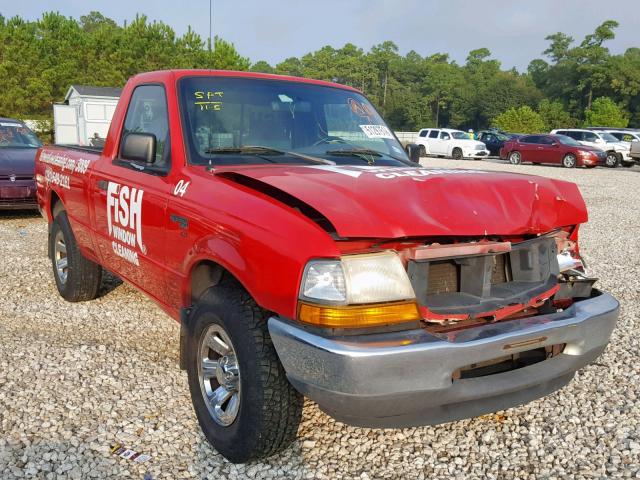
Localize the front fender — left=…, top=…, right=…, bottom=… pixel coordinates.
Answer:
left=182, top=214, right=341, bottom=320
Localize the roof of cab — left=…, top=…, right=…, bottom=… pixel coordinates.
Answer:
left=129, top=69, right=361, bottom=93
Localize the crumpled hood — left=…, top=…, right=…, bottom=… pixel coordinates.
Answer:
left=0, top=148, right=37, bottom=177
left=215, top=165, right=587, bottom=238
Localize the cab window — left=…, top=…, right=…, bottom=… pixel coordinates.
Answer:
left=120, top=85, right=170, bottom=170
left=440, top=131, right=450, bottom=140
left=428, top=130, right=439, bottom=139
left=583, top=132, right=598, bottom=142
left=565, top=131, right=582, bottom=141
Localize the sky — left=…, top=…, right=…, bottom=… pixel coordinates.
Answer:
left=2, top=0, right=640, bottom=71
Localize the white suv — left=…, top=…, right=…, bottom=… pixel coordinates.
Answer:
left=415, top=128, right=489, bottom=160
left=551, top=128, right=633, bottom=167
left=591, top=129, right=640, bottom=166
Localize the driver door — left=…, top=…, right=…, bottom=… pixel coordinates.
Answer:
left=90, top=84, right=172, bottom=302
left=439, top=131, right=451, bottom=155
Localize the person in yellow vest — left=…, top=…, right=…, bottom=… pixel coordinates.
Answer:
left=468, top=129, right=475, bottom=140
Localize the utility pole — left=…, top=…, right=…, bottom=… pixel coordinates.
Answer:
left=208, top=0, right=212, bottom=52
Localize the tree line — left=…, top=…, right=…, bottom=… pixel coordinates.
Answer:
left=0, top=12, right=638, bottom=136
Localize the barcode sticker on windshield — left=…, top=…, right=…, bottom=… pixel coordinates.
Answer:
left=359, top=125, right=394, bottom=139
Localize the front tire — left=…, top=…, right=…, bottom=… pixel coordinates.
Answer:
left=562, top=153, right=576, bottom=168
left=605, top=151, right=620, bottom=168
left=49, top=211, right=102, bottom=302
left=452, top=147, right=463, bottom=160
left=186, top=284, right=303, bottom=463
left=508, top=151, right=522, bottom=165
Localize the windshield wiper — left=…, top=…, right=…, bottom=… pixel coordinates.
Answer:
left=325, top=148, right=383, bottom=157
left=205, top=146, right=334, bottom=165
left=325, top=148, right=383, bottom=165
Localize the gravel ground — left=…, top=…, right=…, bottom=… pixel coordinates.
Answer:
left=0, top=158, right=639, bottom=479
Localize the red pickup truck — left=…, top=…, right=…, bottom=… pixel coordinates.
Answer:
left=36, top=70, right=619, bottom=463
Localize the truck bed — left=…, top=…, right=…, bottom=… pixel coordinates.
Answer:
left=53, top=144, right=104, bottom=155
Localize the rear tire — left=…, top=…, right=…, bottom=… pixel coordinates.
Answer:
left=186, top=284, right=303, bottom=463
left=49, top=211, right=102, bottom=302
left=605, top=151, right=620, bottom=168
left=508, top=151, right=522, bottom=165
left=562, top=153, right=576, bottom=168
left=452, top=148, right=463, bottom=160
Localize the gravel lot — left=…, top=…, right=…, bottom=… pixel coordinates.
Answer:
left=1, top=158, right=639, bottom=479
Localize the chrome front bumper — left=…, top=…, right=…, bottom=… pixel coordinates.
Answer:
left=268, top=291, right=618, bottom=428
left=463, top=149, right=489, bottom=158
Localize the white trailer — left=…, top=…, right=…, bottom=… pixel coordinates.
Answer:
left=53, top=85, right=121, bottom=146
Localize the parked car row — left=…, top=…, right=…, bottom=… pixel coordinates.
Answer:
left=412, top=126, right=639, bottom=169
left=4, top=114, right=640, bottom=214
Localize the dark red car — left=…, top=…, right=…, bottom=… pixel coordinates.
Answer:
left=499, top=134, right=607, bottom=168
left=0, top=118, right=42, bottom=209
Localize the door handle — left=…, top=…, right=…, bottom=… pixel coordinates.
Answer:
left=170, top=214, right=189, bottom=229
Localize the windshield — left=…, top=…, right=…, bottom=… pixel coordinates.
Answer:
left=557, top=135, right=581, bottom=147
left=450, top=131, right=469, bottom=140
left=599, top=132, right=619, bottom=143
left=0, top=122, right=42, bottom=148
left=178, top=77, right=410, bottom=166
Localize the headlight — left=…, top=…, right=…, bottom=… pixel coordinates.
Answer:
left=298, top=252, right=420, bottom=328
left=300, top=252, right=415, bottom=305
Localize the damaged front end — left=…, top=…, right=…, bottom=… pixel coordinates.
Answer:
left=402, top=228, right=595, bottom=332
left=270, top=225, right=618, bottom=428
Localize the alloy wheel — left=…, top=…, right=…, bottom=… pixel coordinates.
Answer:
left=605, top=152, right=618, bottom=167
left=54, top=230, right=68, bottom=285
left=198, top=324, right=241, bottom=427
left=563, top=154, right=576, bottom=168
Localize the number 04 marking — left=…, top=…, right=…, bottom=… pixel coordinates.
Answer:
left=173, top=180, right=190, bottom=197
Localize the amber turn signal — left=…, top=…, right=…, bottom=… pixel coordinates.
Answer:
left=297, top=301, right=421, bottom=328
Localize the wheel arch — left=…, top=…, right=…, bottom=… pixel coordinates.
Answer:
left=47, top=191, right=65, bottom=259
left=180, top=257, right=251, bottom=370
left=50, top=190, right=64, bottom=220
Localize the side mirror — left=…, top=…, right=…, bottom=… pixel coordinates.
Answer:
left=121, top=132, right=156, bottom=164
left=405, top=143, right=422, bottom=163
left=551, top=142, right=559, bottom=147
